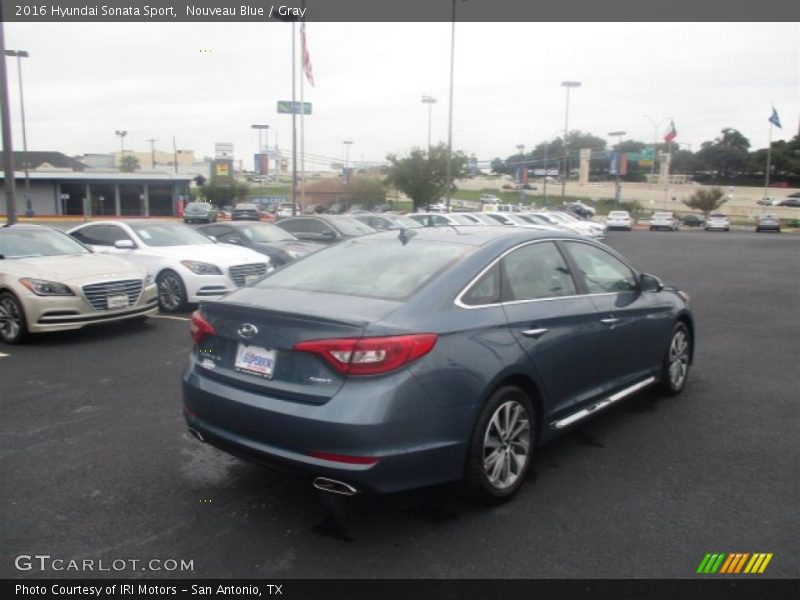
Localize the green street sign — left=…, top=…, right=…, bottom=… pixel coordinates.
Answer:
left=277, top=101, right=312, bottom=115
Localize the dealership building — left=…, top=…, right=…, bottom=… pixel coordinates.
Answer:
left=1, top=152, right=194, bottom=217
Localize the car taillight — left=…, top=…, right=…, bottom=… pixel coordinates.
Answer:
left=293, top=333, right=438, bottom=375
left=190, top=310, right=215, bottom=344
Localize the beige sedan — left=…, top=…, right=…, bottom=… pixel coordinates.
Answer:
left=0, top=224, right=158, bottom=344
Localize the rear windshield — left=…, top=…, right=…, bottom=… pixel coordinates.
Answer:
left=609, top=211, right=629, bottom=218
left=256, top=238, right=470, bottom=300
left=710, top=214, right=727, bottom=218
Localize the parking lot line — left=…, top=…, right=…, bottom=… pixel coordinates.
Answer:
left=0, top=352, right=9, bottom=358
left=151, top=315, right=191, bottom=322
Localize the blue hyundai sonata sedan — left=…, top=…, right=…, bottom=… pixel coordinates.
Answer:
left=182, top=227, right=694, bottom=502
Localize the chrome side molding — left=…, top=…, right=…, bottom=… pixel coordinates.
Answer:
left=551, top=376, right=657, bottom=430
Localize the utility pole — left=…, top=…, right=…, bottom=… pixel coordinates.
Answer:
left=516, top=144, right=525, bottom=206
left=0, top=18, right=18, bottom=225
left=560, top=81, right=581, bottom=201
left=421, top=95, right=436, bottom=153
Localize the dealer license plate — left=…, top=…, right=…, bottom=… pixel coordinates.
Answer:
left=234, top=343, right=276, bottom=378
left=107, top=294, right=129, bottom=309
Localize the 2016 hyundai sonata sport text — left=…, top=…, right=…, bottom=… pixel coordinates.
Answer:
left=182, top=227, right=694, bottom=502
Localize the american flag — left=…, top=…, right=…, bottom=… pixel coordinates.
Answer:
left=301, top=23, right=314, bottom=87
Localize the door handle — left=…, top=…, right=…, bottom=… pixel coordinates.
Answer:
left=600, top=317, right=619, bottom=326
left=521, top=328, right=548, bottom=338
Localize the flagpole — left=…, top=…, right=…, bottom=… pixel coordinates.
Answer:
left=764, top=118, right=773, bottom=198
left=299, top=25, right=306, bottom=216
left=291, top=21, right=297, bottom=216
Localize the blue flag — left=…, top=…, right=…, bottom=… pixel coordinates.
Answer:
left=768, top=107, right=782, bottom=128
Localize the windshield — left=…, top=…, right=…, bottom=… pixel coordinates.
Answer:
left=130, top=223, right=215, bottom=247
left=653, top=213, right=673, bottom=218
left=326, top=216, right=377, bottom=236
left=609, top=212, right=629, bottom=218
left=710, top=214, right=728, bottom=218
left=256, top=239, right=470, bottom=301
left=0, top=228, right=91, bottom=259
left=239, top=224, right=297, bottom=242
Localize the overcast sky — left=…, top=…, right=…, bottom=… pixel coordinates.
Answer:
left=3, top=22, right=798, bottom=169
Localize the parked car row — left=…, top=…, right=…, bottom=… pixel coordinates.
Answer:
left=604, top=210, right=787, bottom=233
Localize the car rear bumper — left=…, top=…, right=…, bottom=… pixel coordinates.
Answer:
left=181, top=363, right=473, bottom=493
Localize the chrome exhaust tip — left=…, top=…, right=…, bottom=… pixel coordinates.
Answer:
left=188, top=427, right=205, bottom=443
left=313, top=477, right=360, bottom=496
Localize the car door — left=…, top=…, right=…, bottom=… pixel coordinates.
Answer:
left=499, top=240, right=606, bottom=416
left=560, top=240, right=670, bottom=392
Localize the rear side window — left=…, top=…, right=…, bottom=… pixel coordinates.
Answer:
left=501, top=242, right=577, bottom=301
left=257, top=239, right=469, bottom=300
left=461, top=263, right=501, bottom=306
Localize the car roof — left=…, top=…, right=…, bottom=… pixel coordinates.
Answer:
left=361, top=225, right=582, bottom=247
left=0, top=223, right=53, bottom=233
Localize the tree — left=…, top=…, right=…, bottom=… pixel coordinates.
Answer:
left=119, top=154, right=140, bottom=173
left=384, top=143, right=469, bottom=211
left=695, top=128, right=751, bottom=179
left=349, top=177, right=387, bottom=208
left=199, top=181, right=250, bottom=207
left=684, top=187, right=727, bottom=217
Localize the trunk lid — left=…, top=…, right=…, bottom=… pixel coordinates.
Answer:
left=195, top=287, right=402, bottom=404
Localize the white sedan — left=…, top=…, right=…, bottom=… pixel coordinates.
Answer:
left=68, top=220, right=270, bottom=312
left=0, top=224, right=158, bottom=344
left=531, top=211, right=606, bottom=239
left=606, top=210, right=633, bottom=231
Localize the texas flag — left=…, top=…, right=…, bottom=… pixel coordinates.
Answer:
left=663, top=120, right=677, bottom=143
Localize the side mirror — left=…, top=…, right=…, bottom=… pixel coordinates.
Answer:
left=114, top=240, right=135, bottom=250
left=321, top=230, right=336, bottom=239
left=640, top=273, right=664, bottom=292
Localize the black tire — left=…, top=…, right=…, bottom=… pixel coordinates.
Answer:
left=0, top=291, right=29, bottom=344
left=464, top=386, right=535, bottom=504
left=656, top=322, right=692, bottom=396
left=156, top=270, right=187, bottom=313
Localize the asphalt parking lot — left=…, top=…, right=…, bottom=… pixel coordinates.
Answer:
left=2, top=230, right=798, bottom=579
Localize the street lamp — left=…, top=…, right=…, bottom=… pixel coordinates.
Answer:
left=5, top=49, right=32, bottom=216
left=608, top=130, right=626, bottom=202
left=251, top=124, right=269, bottom=175
left=560, top=81, right=581, bottom=201
left=115, top=130, right=127, bottom=166
left=343, top=140, right=353, bottom=169
left=421, top=95, right=437, bottom=153
left=516, top=144, right=525, bottom=205
left=445, top=0, right=467, bottom=212
left=643, top=115, right=666, bottom=176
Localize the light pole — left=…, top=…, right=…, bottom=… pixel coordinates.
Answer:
left=560, top=81, right=581, bottom=201
left=145, top=138, right=158, bottom=169
left=516, top=144, right=525, bottom=205
left=643, top=115, right=666, bottom=176
left=251, top=124, right=269, bottom=174
left=5, top=49, right=31, bottom=216
left=445, top=0, right=466, bottom=212
left=343, top=140, right=353, bottom=169
left=608, top=130, right=626, bottom=202
left=421, top=95, right=436, bottom=153
left=115, top=130, right=127, bottom=168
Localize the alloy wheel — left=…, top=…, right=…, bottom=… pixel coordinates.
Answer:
left=482, top=400, right=531, bottom=490
left=668, top=329, right=690, bottom=389
left=0, top=296, right=22, bottom=342
left=157, top=273, right=184, bottom=311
